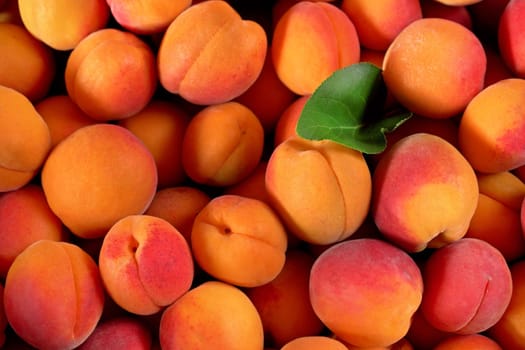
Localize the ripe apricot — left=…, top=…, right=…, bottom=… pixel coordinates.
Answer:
left=498, top=0, right=525, bottom=77
left=157, top=0, right=267, bottom=105
left=382, top=18, right=486, bottom=119
left=0, top=23, right=55, bottom=102
left=458, top=78, right=525, bottom=173
left=18, top=0, right=109, bottom=50
left=280, top=336, right=349, bottom=350
left=41, top=124, right=158, bottom=239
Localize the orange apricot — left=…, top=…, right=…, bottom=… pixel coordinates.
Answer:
left=340, top=0, right=422, bottom=51
left=458, top=78, right=525, bottom=173
left=181, top=101, right=264, bottom=187
left=41, top=124, right=158, bottom=239
left=159, top=280, right=264, bottom=350
left=0, top=85, right=51, bottom=192
left=224, top=160, right=271, bottom=204
left=107, top=0, right=191, bottom=34
left=118, top=100, right=189, bottom=188
left=157, top=0, right=267, bottom=105
left=433, top=334, right=503, bottom=350
left=0, top=23, right=55, bottom=102
left=272, top=1, right=360, bottom=95
left=246, top=249, right=324, bottom=348
left=144, top=186, right=211, bottom=244
left=191, top=194, right=288, bottom=287
left=273, top=95, right=309, bottom=147
left=4, top=240, right=105, bottom=349
left=65, top=28, right=157, bottom=121
left=18, top=0, right=110, bottom=50
left=280, top=336, right=349, bottom=350
left=35, top=94, right=98, bottom=148
left=382, top=18, right=486, bottom=119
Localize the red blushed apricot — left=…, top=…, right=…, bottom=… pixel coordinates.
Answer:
left=489, top=259, right=525, bottom=349
left=18, top=0, right=109, bottom=50
left=144, top=186, right=211, bottom=244
left=281, top=336, right=349, bottom=350
left=0, top=23, right=55, bottom=102
left=107, top=0, right=191, bottom=34
left=382, top=18, right=486, bottom=119
left=266, top=137, right=372, bottom=245
left=465, top=171, right=525, bottom=261
left=35, top=95, right=98, bottom=148
left=309, top=238, right=423, bottom=348
left=0, top=184, right=68, bottom=278
left=182, top=101, right=264, bottom=187
left=273, top=95, right=309, bottom=147
left=41, top=124, right=158, bottom=239
left=433, top=334, right=503, bottom=350
left=99, top=215, right=194, bottom=316
left=272, top=1, right=360, bottom=96
left=341, top=0, right=422, bottom=51
left=159, top=280, right=264, bottom=350
left=499, top=0, right=525, bottom=77
left=246, top=249, right=324, bottom=348
left=421, top=238, right=513, bottom=335
left=4, top=240, right=105, bottom=350
left=65, top=28, right=157, bottom=121
left=421, top=0, right=472, bottom=29
left=158, top=0, right=267, bottom=105
left=458, top=78, right=525, bottom=173
left=235, top=47, right=297, bottom=133
left=0, top=85, right=51, bottom=191
left=270, top=1, right=360, bottom=95
left=191, top=194, right=288, bottom=287
left=77, top=316, right=152, bottom=350
left=372, top=133, right=479, bottom=253
left=118, top=100, right=189, bottom=188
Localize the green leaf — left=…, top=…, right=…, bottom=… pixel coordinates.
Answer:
left=296, top=62, right=412, bottom=154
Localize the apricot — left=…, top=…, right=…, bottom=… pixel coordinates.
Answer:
left=272, top=1, right=360, bottom=96
left=372, top=133, right=479, bottom=252
left=41, top=124, right=158, bottom=239
left=246, top=249, right=324, bottom=348
left=273, top=95, right=309, bottom=147
left=498, top=0, right=525, bottom=78
left=420, top=0, right=472, bottom=29
left=144, top=186, right=211, bottom=244
left=99, top=215, right=194, bottom=315
left=433, top=334, right=503, bottom=350
left=181, top=101, right=264, bottom=187
left=118, top=100, right=189, bottom=188
left=340, top=0, right=422, bottom=51
left=35, top=94, right=98, bottom=148
left=459, top=78, right=525, bottom=173
left=405, top=308, right=451, bottom=350
left=235, top=48, right=297, bottom=133
left=224, top=160, right=271, bottom=205
left=0, top=184, right=67, bottom=277
left=280, top=336, right=349, bottom=350
left=77, top=316, right=152, bottom=350
left=309, top=238, right=423, bottom=348
left=465, top=171, right=525, bottom=261
left=0, top=85, right=51, bottom=192
left=382, top=18, right=486, bottom=119
left=489, top=259, right=525, bottom=349
left=0, top=23, right=55, bottom=102
left=3, top=240, right=105, bottom=350
left=65, top=28, right=157, bottom=121
left=421, top=238, right=513, bottom=334
left=107, top=0, right=191, bottom=34
left=266, top=137, right=372, bottom=245
left=191, top=194, right=287, bottom=287
left=0, top=283, right=5, bottom=348
left=17, top=0, right=110, bottom=50
left=159, top=280, right=264, bottom=350
left=157, top=0, right=267, bottom=105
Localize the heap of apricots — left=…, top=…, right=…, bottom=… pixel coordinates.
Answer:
left=1, top=0, right=525, bottom=349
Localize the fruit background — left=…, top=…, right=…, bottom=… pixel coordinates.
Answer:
left=1, top=0, right=525, bottom=349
